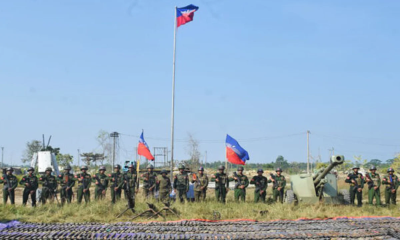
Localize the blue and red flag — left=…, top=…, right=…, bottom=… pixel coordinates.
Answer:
left=138, top=132, right=155, bottom=160
left=176, top=4, right=199, bottom=27
left=225, top=134, right=249, bottom=165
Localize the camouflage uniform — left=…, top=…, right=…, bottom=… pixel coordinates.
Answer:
left=174, top=165, right=189, bottom=203
left=233, top=168, right=249, bottom=202
left=382, top=168, right=399, bottom=205
left=191, top=168, right=208, bottom=202
left=123, top=167, right=137, bottom=207
left=271, top=168, right=286, bottom=203
left=211, top=166, right=230, bottom=203
left=0, top=169, right=18, bottom=204
left=58, top=168, right=75, bottom=204
left=250, top=169, right=270, bottom=203
left=19, top=168, right=39, bottom=207
left=142, top=170, right=157, bottom=199
left=109, top=165, right=123, bottom=204
left=365, top=166, right=381, bottom=206
left=75, top=166, right=92, bottom=204
left=345, top=167, right=364, bottom=206
left=92, top=166, right=109, bottom=200
left=157, top=170, right=172, bottom=203
left=38, top=168, right=58, bottom=204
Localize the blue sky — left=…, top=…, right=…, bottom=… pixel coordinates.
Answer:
left=1, top=0, right=399, bottom=167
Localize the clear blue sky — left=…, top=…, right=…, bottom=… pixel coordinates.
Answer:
left=1, top=0, right=399, bottom=167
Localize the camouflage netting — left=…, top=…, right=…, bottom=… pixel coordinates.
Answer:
left=1, top=217, right=400, bottom=239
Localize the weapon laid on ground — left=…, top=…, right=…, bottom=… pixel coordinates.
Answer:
left=116, top=174, right=136, bottom=218
left=270, top=173, right=283, bottom=200
left=152, top=201, right=179, bottom=219
left=93, top=174, right=106, bottom=198
left=131, top=202, right=159, bottom=220
left=365, top=173, right=374, bottom=190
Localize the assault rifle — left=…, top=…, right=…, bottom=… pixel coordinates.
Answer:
left=350, top=175, right=361, bottom=193
left=365, top=173, right=374, bottom=190
left=93, top=174, right=106, bottom=197
left=2, top=171, right=12, bottom=192
left=270, top=173, right=283, bottom=200
left=146, top=172, right=156, bottom=195
left=388, top=175, right=396, bottom=191
left=233, top=172, right=242, bottom=189
left=116, top=174, right=136, bottom=218
left=255, top=177, right=265, bottom=193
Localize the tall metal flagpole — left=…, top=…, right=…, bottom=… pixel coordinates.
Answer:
left=170, top=6, right=177, bottom=181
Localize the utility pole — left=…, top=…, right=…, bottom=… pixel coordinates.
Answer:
left=1, top=147, right=4, bottom=168
left=307, top=130, right=310, bottom=174
left=110, top=132, right=119, bottom=167
left=77, top=149, right=81, bottom=167
left=328, top=147, right=335, bottom=157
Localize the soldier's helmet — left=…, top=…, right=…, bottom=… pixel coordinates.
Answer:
left=81, top=165, right=88, bottom=170
left=369, top=165, right=377, bottom=171
left=64, top=165, right=71, bottom=170
left=218, top=165, right=225, bottom=170
left=276, top=168, right=283, bottom=172
left=99, top=166, right=106, bottom=171
left=147, top=164, right=154, bottom=169
left=178, top=164, right=185, bottom=169
left=6, top=167, right=13, bottom=172
left=387, top=167, right=395, bottom=173
left=161, top=169, right=168, bottom=174
left=352, top=165, right=360, bottom=170
left=114, top=164, right=121, bottom=169
left=237, top=166, right=244, bottom=171
left=198, top=167, right=204, bottom=171
left=128, top=164, right=135, bottom=169
left=45, top=167, right=53, bottom=172
left=257, top=169, right=264, bottom=173
left=27, top=167, right=34, bottom=172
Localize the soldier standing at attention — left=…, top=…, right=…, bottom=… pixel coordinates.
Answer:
left=211, top=165, right=230, bottom=203
left=58, top=165, right=75, bottom=205
left=174, top=164, right=189, bottom=203
left=142, top=164, right=157, bottom=199
left=382, top=167, right=399, bottom=205
left=345, top=166, right=364, bottom=207
left=39, top=167, right=58, bottom=204
left=20, top=167, right=39, bottom=207
left=157, top=170, right=172, bottom=203
left=270, top=168, right=286, bottom=203
left=75, top=166, right=92, bottom=204
left=233, top=166, right=249, bottom=202
left=365, top=165, right=381, bottom=206
left=109, top=164, right=123, bottom=204
left=250, top=169, right=270, bottom=203
left=191, top=167, right=208, bottom=202
left=123, top=164, right=137, bottom=206
left=0, top=168, right=18, bottom=204
left=93, top=166, right=108, bottom=200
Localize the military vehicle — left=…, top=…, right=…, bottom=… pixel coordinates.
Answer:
left=285, top=155, right=350, bottom=204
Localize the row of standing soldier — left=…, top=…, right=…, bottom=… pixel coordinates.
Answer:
left=0, top=164, right=287, bottom=205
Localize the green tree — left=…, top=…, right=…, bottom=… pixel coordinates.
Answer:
left=21, top=140, right=42, bottom=163
left=274, top=155, right=289, bottom=170
left=56, top=154, right=74, bottom=167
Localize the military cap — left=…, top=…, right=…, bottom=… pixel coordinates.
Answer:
left=352, top=165, right=360, bottom=169
left=369, top=165, right=377, bottom=171
left=99, top=166, right=106, bottom=171
left=6, top=167, right=13, bottom=172
left=276, top=167, right=283, bottom=172
left=161, top=169, right=168, bottom=174
left=114, top=164, right=121, bottom=169
left=147, top=164, right=154, bottom=169
left=387, top=167, right=395, bottom=173
left=178, top=164, right=185, bottom=169
left=45, top=167, right=53, bottom=172
left=27, top=167, right=34, bottom=172
left=218, top=165, right=225, bottom=170
left=257, top=168, right=264, bottom=173
left=237, top=166, right=244, bottom=171
left=81, top=165, right=88, bottom=170
left=198, top=167, right=204, bottom=171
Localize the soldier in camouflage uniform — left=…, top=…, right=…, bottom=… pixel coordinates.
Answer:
left=123, top=164, right=137, bottom=207
left=211, top=165, right=230, bottom=203
left=0, top=168, right=18, bottom=204
left=191, top=167, right=208, bottom=202
left=157, top=169, right=172, bottom=203
left=345, top=165, right=364, bottom=207
left=365, top=165, right=381, bottom=206
left=92, top=166, right=109, bottom=200
left=270, top=168, right=286, bottom=203
left=142, top=164, right=157, bottom=199
left=382, top=167, right=399, bottom=205
left=109, top=164, right=123, bottom=204
left=75, top=166, right=92, bottom=204
left=250, top=169, right=271, bottom=203
left=58, top=165, right=75, bottom=205
left=19, top=167, right=39, bottom=207
left=233, top=166, right=249, bottom=202
left=174, top=164, right=189, bottom=203
left=39, top=167, right=58, bottom=204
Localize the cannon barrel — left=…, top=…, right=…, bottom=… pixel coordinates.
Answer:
left=313, top=155, right=344, bottom=185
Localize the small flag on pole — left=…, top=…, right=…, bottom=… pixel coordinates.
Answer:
left=176, top=4, right=199, bottom=27
left=138, top=131, right=155, bottom=160
left=225, top=134, right=249, bottom=165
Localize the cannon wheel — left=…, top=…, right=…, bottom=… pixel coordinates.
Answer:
left=285, top=190, right=296, bottom=204
left=340, top=189, right=351, bottom=205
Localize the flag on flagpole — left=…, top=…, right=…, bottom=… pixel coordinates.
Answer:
left=225, top=134, right=249, bottom=165
left=138, top=132, right=155, bottom=160
left=176, top=4, right=199, bottom=27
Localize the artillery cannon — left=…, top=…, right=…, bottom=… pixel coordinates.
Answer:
left=285, top=155, right=349, bottom=204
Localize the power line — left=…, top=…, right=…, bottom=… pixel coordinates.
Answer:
left=312, top=132, right=400, bottom=147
